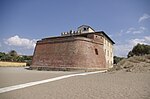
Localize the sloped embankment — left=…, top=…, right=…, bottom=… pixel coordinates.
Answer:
left=108, top=55, right=150, bottom=73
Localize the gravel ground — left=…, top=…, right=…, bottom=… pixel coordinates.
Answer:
left=0, top=67, right=75, bottom=88
left=0, top=67, right=150, bottom=99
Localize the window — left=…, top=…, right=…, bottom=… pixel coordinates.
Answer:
left=95, top=49, right=98, bottom=55
left=83, top=28, right=87, bottom=31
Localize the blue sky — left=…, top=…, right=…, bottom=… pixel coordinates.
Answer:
left=0, top=0, right=150, bottom=57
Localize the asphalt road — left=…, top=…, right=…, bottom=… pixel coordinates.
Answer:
left=0, top=67, right=150, bottom=99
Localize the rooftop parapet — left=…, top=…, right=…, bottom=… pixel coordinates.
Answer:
left=61, top=25, right=95, bottom=36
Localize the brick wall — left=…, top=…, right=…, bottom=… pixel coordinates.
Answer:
left=31, top=36, right=106, bottom=70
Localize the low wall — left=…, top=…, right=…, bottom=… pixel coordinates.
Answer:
left=0, top=61, right=26, bottom=67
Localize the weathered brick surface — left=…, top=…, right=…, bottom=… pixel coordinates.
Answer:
left=31, top=36, right=106, bottom=70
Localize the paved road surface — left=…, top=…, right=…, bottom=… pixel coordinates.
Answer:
left=0, top=67, right=150, bottom=99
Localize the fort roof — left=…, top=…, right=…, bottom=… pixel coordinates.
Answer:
left=41, top=31, right=115, bottom=44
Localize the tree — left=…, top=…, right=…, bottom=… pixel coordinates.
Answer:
left=127, top=51, right=134, bottom=58
left=132, top=44, right=144, bottom=56
left=9, top=50, right=18, bottom=57
left=15, top=56, right=25, bottom=62
left=127, top=43, right=150, bottom=58
left=0, top=52, right=6, bottom=59
left=0, top=54, right=12, bottom=61
left=145, top=45, right=150, bottom=54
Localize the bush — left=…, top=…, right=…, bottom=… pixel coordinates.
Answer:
left=114, top=56, right=124, bottom=64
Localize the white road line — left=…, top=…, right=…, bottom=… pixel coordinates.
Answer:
left=0, top=70, right=106, bottom=94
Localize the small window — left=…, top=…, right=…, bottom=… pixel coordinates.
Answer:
left=83, top=28, right=87, bottom=31
left=95, top=49, right=98, bottom=55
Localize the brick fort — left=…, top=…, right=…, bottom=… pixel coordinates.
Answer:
left=31, top=25, right=115, bottom=71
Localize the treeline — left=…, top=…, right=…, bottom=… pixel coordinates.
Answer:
left=0, top=50, right=32, bottom=66
left=114, top=43, right=150, bottom=64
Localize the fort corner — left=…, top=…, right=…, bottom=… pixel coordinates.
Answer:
left=31, top=25, right=115, bottom=71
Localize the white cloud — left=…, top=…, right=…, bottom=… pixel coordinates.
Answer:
left=114, top=44, right=132, bottom=57
left=139, top=26, right=146, bottom=30
left=138, top=13, right=150, bottom=23
left=126, top=27, right=135, bottom=34
left=129, top=36, right=150, bottom=45
left=145, top=36, right=150, bottom=42
left=5, top=35, right=37, bottom=49
left=115, top=36, right=150, bottom=57
left=126, top=26, right=146, bottom=34
left=117, top=26, right=146, bottom=37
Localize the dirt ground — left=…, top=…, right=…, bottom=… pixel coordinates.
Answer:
left=0, top=67, right=150, bottom=99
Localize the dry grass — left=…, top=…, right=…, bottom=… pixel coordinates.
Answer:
left=108, top=54, right=150, bottom=73
left=0, top=61, right=26, bottom=67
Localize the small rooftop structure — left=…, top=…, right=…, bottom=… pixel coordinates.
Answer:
left=61, top=25, right=95, bottom=36
left=77, top=25, right=95, bottom=33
